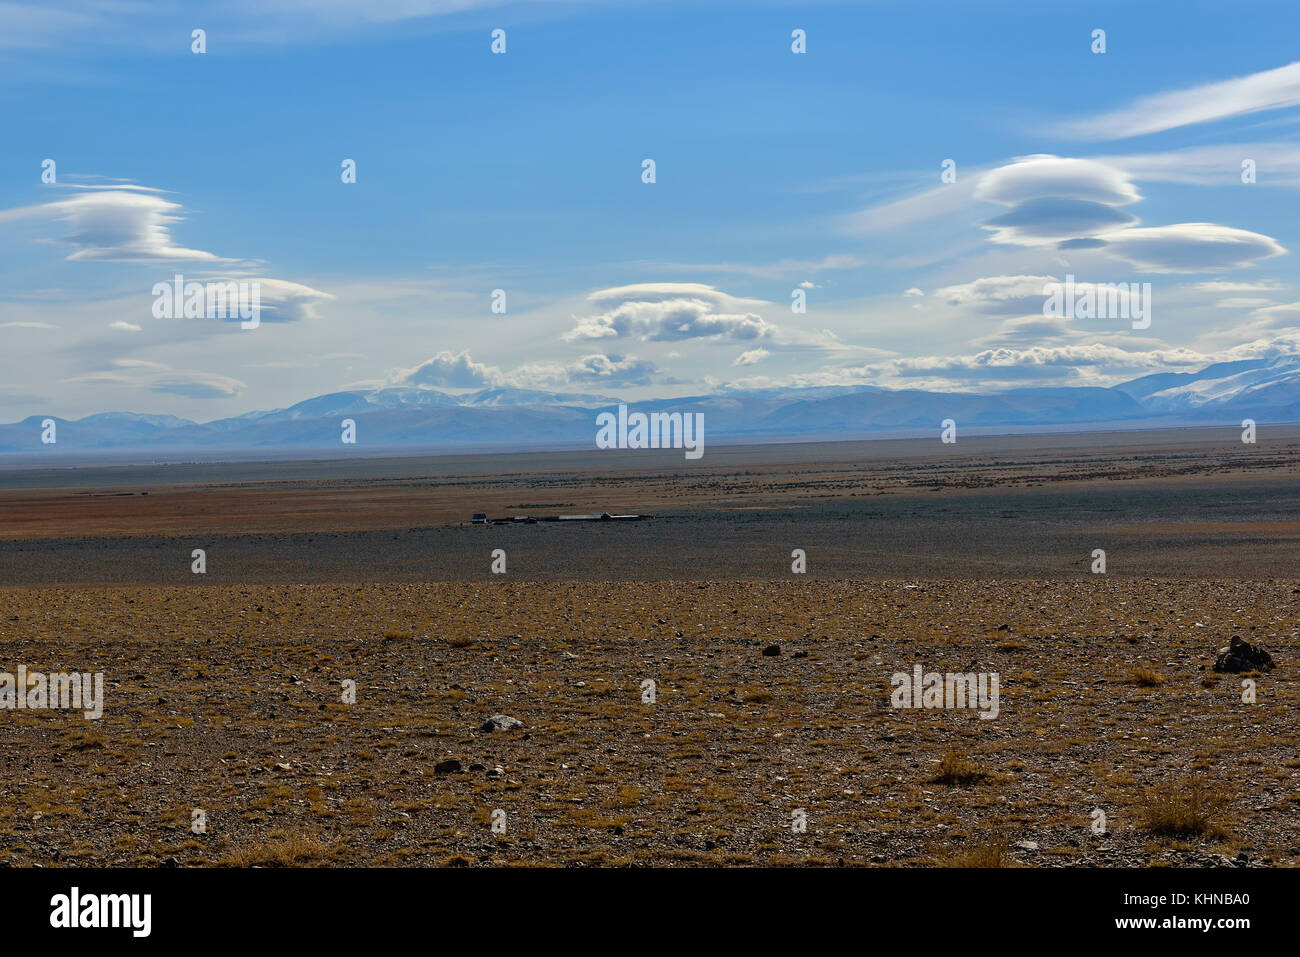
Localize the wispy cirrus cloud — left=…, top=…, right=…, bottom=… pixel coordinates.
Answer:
left=0, top=0, right=613, bottom=51
left=1058, top=60, right=1300, bottom=139
left=61, top=358, right=246, bottom=399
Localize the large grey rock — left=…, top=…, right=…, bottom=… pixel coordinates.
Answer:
left=482, top=714, right=524, bottom=732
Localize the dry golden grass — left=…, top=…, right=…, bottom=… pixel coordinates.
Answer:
left=217, top=830, right=339, bottom=867
left=1125, top=666, right=1167, bottom=687
left=943, top=836, right=1011, bottom=868
left=928, top=751, right=993, bottom=787
left=1137, top=776, right=1229, bottom=838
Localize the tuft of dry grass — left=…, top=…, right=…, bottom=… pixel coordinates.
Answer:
left=1125, top=666, right=1167, bottom=687
left=217, top=830, right=338, bottom=867
left=928, top=751, right=992, bottom=786
left=1137, top=776, right=1228, bottom=837
left=943, top=835, right=1011, bottom=867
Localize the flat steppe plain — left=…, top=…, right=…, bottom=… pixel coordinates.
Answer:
left=0, top=579, right=1295, bottom=867
left=3, top=426, right=1300, bottom=582
left=0, top=429, right=1296, bottom=866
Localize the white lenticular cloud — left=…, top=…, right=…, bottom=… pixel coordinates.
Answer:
left=1099, top=223, right=1287, bottom=273
left=0, top=186, right=228, bottom=262
left=973, top=156, right=1142, bottom=247
left=566, top=283, right=774, bottom=342
left=975, top=156, right=1141, bottom=207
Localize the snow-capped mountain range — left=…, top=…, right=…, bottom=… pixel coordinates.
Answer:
left=5, top=356, right=1300, bottom=455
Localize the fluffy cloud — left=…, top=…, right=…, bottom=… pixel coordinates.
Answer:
left=565, top=353, right=657, bottom=384
left=870, top=343, right=1216, bottom=388
left=565, top=283, right=773, bottom=342
left=504, top=354, right=658, bottom=389
left=733, top=348, right=770, bottom=366
left=935, top=275, right=1058, bottom=307
left=399, top=350, right=499, bottom=389
left=392, top=350, right=658, bottom=391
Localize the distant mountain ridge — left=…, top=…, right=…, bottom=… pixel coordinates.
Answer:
left=5, top=355, right=1300, bottom=454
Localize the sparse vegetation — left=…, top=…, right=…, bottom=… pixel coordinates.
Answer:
left=928, top=751, right=993, bottom=786
left=1, top=579, right=1294, bottom=867
left=1125, top=666, right=1167, bottom=687
left=1137, top=776, right=1229, bottom=838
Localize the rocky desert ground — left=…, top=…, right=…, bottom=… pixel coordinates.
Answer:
left=0, top=431, right=1296, bottom=867
left=0, top=578, right=1293, bottom=868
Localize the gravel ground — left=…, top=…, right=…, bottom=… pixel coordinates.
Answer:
left=0, top=579, right=1294, bottom=867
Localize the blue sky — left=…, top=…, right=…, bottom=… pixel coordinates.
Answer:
left=4, top=0, right=1300, bottom=420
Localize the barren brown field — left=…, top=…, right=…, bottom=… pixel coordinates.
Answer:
left=1, top=432, right=1297, bottom=868
left=0, top=579, right=1294, bottom=868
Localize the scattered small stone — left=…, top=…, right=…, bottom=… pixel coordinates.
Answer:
left=1016, top=840, right=1040, bottom=852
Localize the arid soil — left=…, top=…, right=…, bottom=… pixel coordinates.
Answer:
left=0, top=580, right=1294, bottom=867
left=1, top=432, right=1297, bottom=867
left=4, top=428, right=1300, bottom=542
left=5, top=429, right=1300, bottom=583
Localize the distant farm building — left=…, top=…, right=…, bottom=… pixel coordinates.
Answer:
left=470, top=511, right=652, bottom=524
